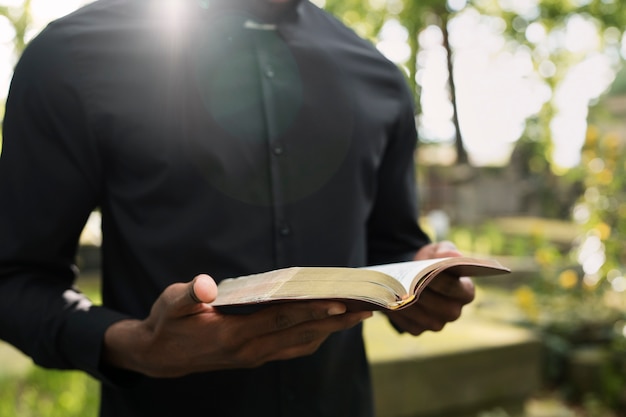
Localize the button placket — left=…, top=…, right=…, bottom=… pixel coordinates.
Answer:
left=272, top=144, right=284, bottom=155
left=252, top=29, right=293, bottom=262
left=279, top=224, right=291, bottom=236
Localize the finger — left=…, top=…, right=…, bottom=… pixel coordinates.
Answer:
left=425, top=275, right=475, bottom=303
left=386, top=292, right=462, bottom=336
left=386, top=310, right=430, bottom=336
left=416, top=289, right=464, bottom=323
left=414, top=241, right=462, bottom=260
left=239, top=301, right=351, bottom=338
left=243, top=311, right=372, bottom=365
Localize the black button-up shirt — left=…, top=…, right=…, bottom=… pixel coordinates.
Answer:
left=0, top=0, right=430, bottom=416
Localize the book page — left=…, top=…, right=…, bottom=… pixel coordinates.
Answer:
left=362, top=258, right=447, bottom=293
left=212, top=266, right=407, bottom=308
left=362, top=257, right=510, bottom=297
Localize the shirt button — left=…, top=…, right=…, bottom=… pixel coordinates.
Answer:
left=273, top=145, right=284, bottom=155
left=279, top=225, right=291, bottom=236
left=265, top=66, right=275, bottom=78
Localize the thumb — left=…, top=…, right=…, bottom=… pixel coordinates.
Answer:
left=433, top=241, right=462, bottom=258
left=415, top=241, right=462, bottom=260
left=189, top=274, right=218, bottom=304
left=156, top=274, right=218, bottom=319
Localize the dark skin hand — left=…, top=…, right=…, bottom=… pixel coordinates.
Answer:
left=103, top=276, right=372, bottom=378
left=384, top=241, right=476, bottom=335
left=103, top=242, right=472, bottom=377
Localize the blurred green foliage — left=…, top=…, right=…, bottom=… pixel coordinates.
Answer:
left=0, top=278, right=101, bottom=416
left=448, top=121, right=626, bottom=413
left=0, top=368, right=98, bottom=417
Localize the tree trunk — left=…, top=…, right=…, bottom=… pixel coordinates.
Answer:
left=441, top=12, right=468, bottom=165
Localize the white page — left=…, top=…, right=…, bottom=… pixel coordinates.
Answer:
left=361, top=258, right=448, bottom=293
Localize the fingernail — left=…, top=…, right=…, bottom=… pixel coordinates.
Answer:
left=327, top=304, right=347, bottom=316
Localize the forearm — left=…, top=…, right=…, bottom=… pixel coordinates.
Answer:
left=0, top=272, right=130, bottom=379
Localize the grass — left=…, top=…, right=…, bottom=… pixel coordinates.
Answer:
left=0, top=274, right=101, bottom=417
left=0, top=364, right=99, bottom=417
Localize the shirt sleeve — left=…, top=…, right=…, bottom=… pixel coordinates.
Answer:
left=366, top=83, right=431, bottom=265
left=0, top=24, right=130, bottom=381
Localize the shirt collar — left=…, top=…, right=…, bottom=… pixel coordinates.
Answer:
left=198, top=0, right=303, bottom=23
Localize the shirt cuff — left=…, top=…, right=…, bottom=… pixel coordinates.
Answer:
left=58, top=305, right=131, bottom=383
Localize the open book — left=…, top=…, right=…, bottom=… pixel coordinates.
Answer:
left=210, top=257, right=510, bottom=313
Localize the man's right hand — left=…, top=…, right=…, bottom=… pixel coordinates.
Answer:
left=103, top=274, right=371, bottom=378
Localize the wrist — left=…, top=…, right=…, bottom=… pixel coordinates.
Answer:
left=102, top=318, right=151, bottom=375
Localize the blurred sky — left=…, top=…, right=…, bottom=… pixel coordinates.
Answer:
left=383, top=8, right=618, bottom=169
left=0, top=0, right=621, bottom=168
left=0, top=0, right=92, bottom=93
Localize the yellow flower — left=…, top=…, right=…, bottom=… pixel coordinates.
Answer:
left=603, top=132, right=621, bottom=153
left=558, top=269, right=578, bottom=289
left=530, top=222, right=544, bottom=239
left=595, top=222, right=611, bottom=240
left=515, top=286, right=535, bottom=307
left=515, top=286, right=538, bottom=320
left=585, top=125, right=599, bottom=148
left=534, top=247, right=556, bottom=266
left=597, top=169, right=613, bottom=185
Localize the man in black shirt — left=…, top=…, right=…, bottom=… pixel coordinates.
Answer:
left=0, top=0, right=475, bottom=416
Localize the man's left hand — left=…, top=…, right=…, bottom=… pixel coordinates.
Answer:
left=384, top=241, right=475, bottom=335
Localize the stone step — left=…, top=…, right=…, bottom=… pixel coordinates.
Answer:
left=364, top=312, right=542, bottom=417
